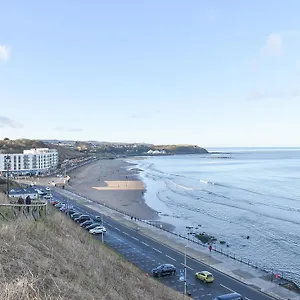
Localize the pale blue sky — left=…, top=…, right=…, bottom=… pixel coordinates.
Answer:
left=1, top=1, right=300, bottom=147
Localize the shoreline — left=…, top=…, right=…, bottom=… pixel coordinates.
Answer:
left=65, top=158, right=175, bottom=231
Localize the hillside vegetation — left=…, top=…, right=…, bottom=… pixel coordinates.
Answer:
left=0, top=139, right=84, bottom=162
left=152, top=144, right=208, bottom=154
left=0, top=200, right=187, bottom=300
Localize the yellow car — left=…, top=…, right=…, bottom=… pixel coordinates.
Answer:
left=195, top=271, right=214, bottom=283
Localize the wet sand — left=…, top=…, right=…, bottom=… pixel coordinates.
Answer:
left=66, top=159, right=159, bottom=220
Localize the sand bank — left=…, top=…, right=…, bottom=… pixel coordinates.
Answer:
left=66, top=159, right=159, bottom=220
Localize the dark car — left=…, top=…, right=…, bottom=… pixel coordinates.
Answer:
left=85, top=223, right=102, bottom=231
left=74, top=215, right=90, bottom=223
left=214, top=293, right=243, bottom=300
left=67, top=208, right=77, bottom=215
left=93, top=215, right=103, bottom=222
left=152, top=264, right=176, bottom=277
left=70, top=213, right=81, bottom=220
left=80, top=220, right=94, bottom=227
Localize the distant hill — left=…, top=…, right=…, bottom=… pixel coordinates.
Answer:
left=152, top=144, right=208, bottom=154
left=0, top=139, right=84, bottom=162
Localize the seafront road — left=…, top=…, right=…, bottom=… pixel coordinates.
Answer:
left=50, top=188, right=277, bottom=300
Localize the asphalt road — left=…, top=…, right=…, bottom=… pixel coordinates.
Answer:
left=50, top=189, right=274, bottom=300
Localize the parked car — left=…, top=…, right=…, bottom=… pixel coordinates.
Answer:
left=152, top=264, right=176, bottom=277
left=74, top=215, right=90, bottom=223
left=43, top=194, right=52, bottom=200
left=195, top=271, right=214, bottom=283
left=70, top=213, right=82, bottom=220
left=93, top=215, right=103, bottom=222
left=46, top=187, right=51, bottom=191
left=85, top=223, right=102, bottom=231
left=51, top=200, right=60, bottom=205
left=213, top=293, right=243, bottom=300
left=54, top=203, right=65, bottom=209
left=67, top=208, right=77, bottom=215
left=80, top=220, right=94, bottom=227
left=89, top=226, right=107, bottom=235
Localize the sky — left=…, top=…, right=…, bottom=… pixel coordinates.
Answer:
left=0, top=1, right=300, bottom=147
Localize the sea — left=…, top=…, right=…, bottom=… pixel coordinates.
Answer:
left=129, top=148, right=300, bottom=284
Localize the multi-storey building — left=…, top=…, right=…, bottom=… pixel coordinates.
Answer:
left=0, top=148, right=58, bottom=176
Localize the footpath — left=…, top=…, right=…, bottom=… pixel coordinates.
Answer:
left=57, top=188, right=300, bottom=300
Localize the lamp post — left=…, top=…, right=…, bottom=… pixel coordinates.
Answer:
left=101, top=213, right=104, bottom=243
left=184, top=245, right=187, bottom=295
left=4, top=155, right=11, bottom=199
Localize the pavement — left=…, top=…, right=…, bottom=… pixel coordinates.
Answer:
left=50, top=187, right=300, bottom=300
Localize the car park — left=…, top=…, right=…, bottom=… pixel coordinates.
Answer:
left=195, top=271, right=214, bottom=283
left=152, top=264, right=176, bottom=277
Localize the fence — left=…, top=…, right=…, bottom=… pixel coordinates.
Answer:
left=59, top=188, right=300, bottom=293
left=0, top=200, right=48, bottom=221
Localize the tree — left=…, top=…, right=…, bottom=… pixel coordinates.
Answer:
left=4, top=137, right=9, bottom=141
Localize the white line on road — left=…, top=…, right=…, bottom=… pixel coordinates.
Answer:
left=132, top=237, right=139, bottom=241
left=142, top=242, right=149, bottom=247
left=153, top=248, right=162, bottom=253
left=166, top=254, right=176, bottom=261
left=180, top=263, right=193, bottom=271
left=220, top=284, right=236, bottom=293
left=114, top=227, right=121, bottom=232
left=123, top=231, right=129, bottom=236
left=245, top=297, right=250, bottom=300
left=107, top=223, right=112, bottom=227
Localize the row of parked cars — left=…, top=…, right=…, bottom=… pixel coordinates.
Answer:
left=50, top=199, right=107, bottom=235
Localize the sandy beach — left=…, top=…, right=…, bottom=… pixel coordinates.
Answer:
left=66, top=159, right=159, bottom=220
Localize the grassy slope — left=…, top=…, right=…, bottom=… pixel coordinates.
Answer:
left=0, top=199, right=187, bottom=300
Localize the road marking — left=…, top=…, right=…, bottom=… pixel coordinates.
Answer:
left=123, top=231, right=129, bottom=236
left=245, top=297, right=250, bottom=300
left=107, top=223, right=112, bottom=227
left=142, top=242, right=149, bottom=247
left=153, top=248, right=162, bottom=253
left=132, top=237, right=139, bottom=241
left=180, top=263, right=193, bottom=271
left=166, top=254, right=176, bottom=261
left=220, top=284, right=236, bottom=293
left=114, top=227, right=121, bottom=231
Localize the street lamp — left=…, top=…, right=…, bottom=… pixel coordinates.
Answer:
left=184, top=245, right=187, bottom=295
left=101, top=213, right=104, bottom=243
left=4, top=155, right=11, bottom=198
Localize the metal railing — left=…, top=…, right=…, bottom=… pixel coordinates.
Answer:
left=0, top=201, right=48, bottom=221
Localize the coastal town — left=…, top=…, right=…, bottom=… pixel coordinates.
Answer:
left=0, top=138, right=299, bottom=300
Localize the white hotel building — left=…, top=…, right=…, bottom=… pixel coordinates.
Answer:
left=0, top=148, right=59, bottom=176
